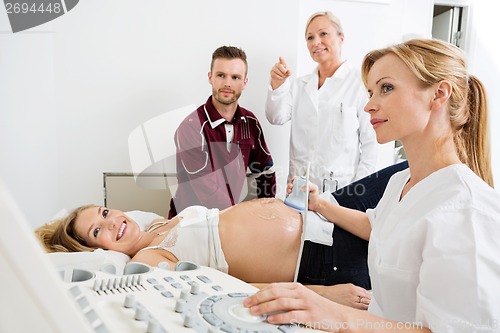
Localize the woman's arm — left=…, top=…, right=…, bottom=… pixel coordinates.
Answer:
left=244, top=283, right=431, bottom=333
left=251, top=283, right=371, bottom=310
left=290, top=180, right=372, bottom=241
left=313, top=195, right=371, bottom=241
left=305, top=284, right=371, bottom=311
left=298, top=162, right=410, bottom=240
left=265, top=61, right=293, bottom=125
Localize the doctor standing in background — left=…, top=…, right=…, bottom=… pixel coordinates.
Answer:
left=266, top=11, right=378, bottom=191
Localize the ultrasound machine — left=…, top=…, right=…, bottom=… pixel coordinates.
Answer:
left=0, top=180, right=320, bottom=333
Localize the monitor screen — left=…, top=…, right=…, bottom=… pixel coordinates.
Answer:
left=0, top=180, right=93, bottom=333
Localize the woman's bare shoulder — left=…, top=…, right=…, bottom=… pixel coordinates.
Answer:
left=131, top=248, right=178, bottom=269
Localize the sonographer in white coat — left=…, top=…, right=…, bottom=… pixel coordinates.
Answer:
left=266, top=11, right=378, bottom=191
left=366, top=164, right=500, bottom=331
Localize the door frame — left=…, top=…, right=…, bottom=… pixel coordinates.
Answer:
left=433, top=0, right=472, bottom=51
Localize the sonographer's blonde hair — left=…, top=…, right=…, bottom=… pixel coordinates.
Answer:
left=35, top=204, right=99, bottom=253
left=361, top=38, right=493, bottom=187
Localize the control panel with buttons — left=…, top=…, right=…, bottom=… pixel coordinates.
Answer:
left=62, top=261, right=320, bottom=333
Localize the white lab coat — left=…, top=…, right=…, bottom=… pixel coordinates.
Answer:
left=265, top=60, right=378, bottom=190
left=367, top=165, right=500, bottom=332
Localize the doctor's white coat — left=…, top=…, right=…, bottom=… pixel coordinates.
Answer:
left=265, top=60, right=378, bottom=190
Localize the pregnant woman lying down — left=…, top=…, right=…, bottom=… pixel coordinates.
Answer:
left=36, top=162, right=408, bottom=310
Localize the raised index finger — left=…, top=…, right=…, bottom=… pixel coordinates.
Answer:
left=279, top=56, right=287, bottom=68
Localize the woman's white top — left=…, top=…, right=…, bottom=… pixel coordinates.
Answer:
left=139, top=206, right=228, bottom=273
left=265, top=60, right=378, bottom=189
left=367, top=164, right=500, bottom=332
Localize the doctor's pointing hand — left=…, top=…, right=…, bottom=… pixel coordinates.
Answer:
left=270, top=56, right=291, bottom=90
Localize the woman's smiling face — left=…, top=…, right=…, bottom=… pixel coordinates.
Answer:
left=305, top=15, right=344, bottom=64
left=73, top=206, right=143, bottom=256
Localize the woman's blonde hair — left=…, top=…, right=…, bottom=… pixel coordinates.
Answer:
left=305, top=11, right=344, bottom=37
left=361, top=38, right=493, bottom=187
left=35, top=204, right=99, bottom=253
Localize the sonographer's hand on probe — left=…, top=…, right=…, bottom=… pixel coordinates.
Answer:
left=285, top=176, right=299, bottom=197
left=270, top=57, right=291, bottom=90
left=285, top=176, right=309, bottom=197
left=286, top=177, right=323, bottom=212
left=305, top=182, right=324, bottom=212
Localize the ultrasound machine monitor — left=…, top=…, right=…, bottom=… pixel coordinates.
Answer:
left=0, top=180, right=93, bottom=333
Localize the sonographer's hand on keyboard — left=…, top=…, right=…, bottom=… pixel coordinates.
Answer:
left=244, top=282, right=351, bottom=331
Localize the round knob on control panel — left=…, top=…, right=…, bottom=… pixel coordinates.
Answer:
left=175, top=299, right=186, bottom=313
left=123, top=294, right=136, bottom=308
left=134, top=306, right=149, bottom=321
left=190, top=282, right=201, bottom=295
left=180, top=289, right=190, bottom=300
left=183, top=312, right=195, bottom=328
left=228, top=303, right=267, bottom=323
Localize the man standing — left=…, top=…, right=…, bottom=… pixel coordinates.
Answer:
left=168, top=46, right=276, bottom=218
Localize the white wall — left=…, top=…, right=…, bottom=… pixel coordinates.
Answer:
left=51, top=0, right=300, bottom=209
left=465, top=0, right=500, bottom=187
left=1, top=0, right=300, bottom=227
left=0, top=27, right=60, bottom=226
left=1, top=0, right=498, bottom=228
